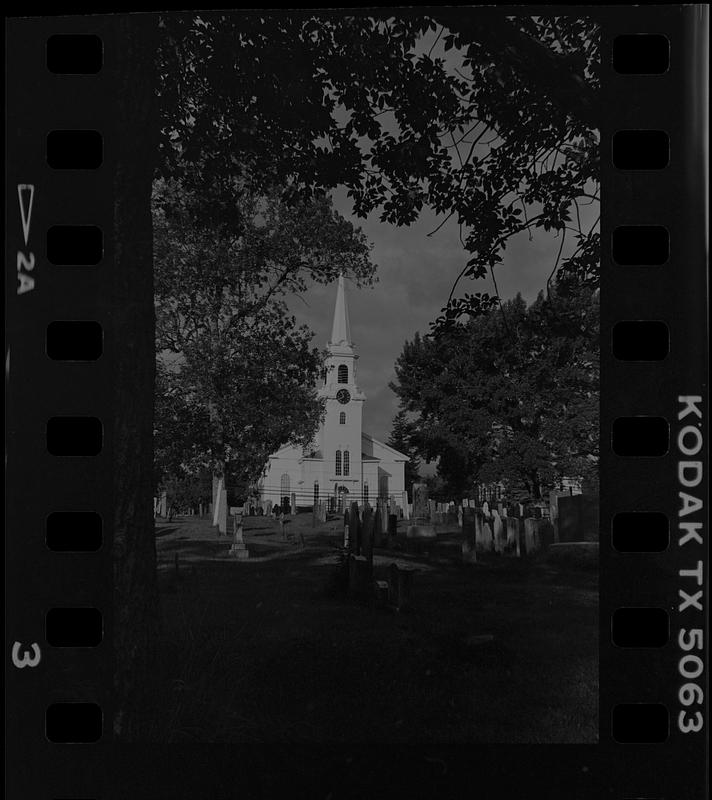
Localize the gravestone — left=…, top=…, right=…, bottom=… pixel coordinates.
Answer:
left=343, top=509, right=350, bottom=549
left=349, top=555, right=372, bottom=599
left=540, top=519, right=555, bottom=547
left=211, top=476, right=221, bottom=523
left=374, top=580, right=389, bottom=608
left=229, top=509, right=249, bottom=559
left=388, top=563, right=415, bottom=611
left=216, top=488, right=228, bottom=535
left=548, top=491, right=561, bottom=542
left=462, top=507, right=477, bottom=563
left=407, top=483, right=436, bottom=541
left=158, top=491, right=167, bottom=518
left=505, top=517, right=520, bottom=556
left=314, top=499, right=327, bottom=525
left=290, top=492, right=297, bottom=515
left=523, top=517, right=544, bottom=555
left=312, top=500, right=320, bottom=527
left=492, top=511, right=505, bottom=554
left=482, top=520, right=494, bottom=551
left=377, top=498, right=388, bottom=536
left=279, top=513, right=292, bottom=541
left=554, top=494, right=599, bottom=543
left=372, top=500, right=385, bottom=547
left=349, top=502, right=361, bottom=555
left=473, top=510, right=486, bottom=550
left=401, top=491, right=410, bottom=520
left=388, top=514, right=398, bottom=538
left=361, top=507, right=375, bottom=566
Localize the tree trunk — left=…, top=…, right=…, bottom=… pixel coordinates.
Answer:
left=111, top=14, right=160, bottom=739
left=531, top=473, right=542, bottom=501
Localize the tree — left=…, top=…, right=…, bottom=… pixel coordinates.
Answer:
left=111, top=15, right=161, bottom=740
left=111, top=11, right=599, bottom=735
left=158, top=14, right=599, bottom=324
left=153, top=178, right=375, bottom=503
left=386, top=410, right=422, bottom=498
left=153, top=358, right=212, bottom=492
left=160, top=472, right=212, bottom=520
left=391, top=284, right=599, bottom=500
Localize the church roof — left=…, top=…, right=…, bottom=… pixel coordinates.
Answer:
left=329, top=272, right=352, bottom=348
left=302, top=450, right=323, bottom=460
left=362, top=432, right=410, bottom=461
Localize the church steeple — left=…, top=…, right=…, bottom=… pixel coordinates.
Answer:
left=329, top=272, right=352, bottom=349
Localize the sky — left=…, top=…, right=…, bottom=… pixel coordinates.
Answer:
left=290, top=185, right=596, bottom=444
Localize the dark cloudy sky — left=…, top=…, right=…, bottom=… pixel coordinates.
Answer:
left=292, top=186, right=597, bottom=444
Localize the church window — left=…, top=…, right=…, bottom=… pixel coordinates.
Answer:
left=363, top=483, right=369, bottom=503
left=338, top=364, right=348, bottom=383
left=343, top=450, right=350, bottom=476
left=313, top=482, right=319, bottom=504
left=379, top=475, right=389, bottom=499
left=339, top=412, right=346, bottom=425
left=280, top=473, right=291, bottom=507
left=335, top=450, right=342, bottom=476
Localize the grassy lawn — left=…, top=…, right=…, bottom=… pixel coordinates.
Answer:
left=147, top=513, right=598, bottom=743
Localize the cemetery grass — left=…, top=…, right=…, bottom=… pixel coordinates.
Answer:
left=147, top=515, right=598, bottom=743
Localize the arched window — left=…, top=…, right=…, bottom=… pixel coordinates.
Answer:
left=313, top=482, right=319, bottom=504
left=363, top=483, right=369, bottom=503
left=335, top=450, right=342, bottom=476
left=281, top=473, right=291, bottom=508
left=338, top=364, right=348, bottom=383
left=343, top=450, right=350, bottom=476
left=339, top=412, right=346, bottom=425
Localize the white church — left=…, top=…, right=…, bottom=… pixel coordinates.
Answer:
left=258, top=274, right=409, bottom=512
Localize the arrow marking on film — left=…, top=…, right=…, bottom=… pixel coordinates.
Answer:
left=17, top=184, right=35, bottom=246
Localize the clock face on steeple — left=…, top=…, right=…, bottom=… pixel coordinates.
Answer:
left=336, top=389, right=351, bottom=405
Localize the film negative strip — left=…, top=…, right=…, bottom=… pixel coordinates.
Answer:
left=5, top=6, right=709, bottom=799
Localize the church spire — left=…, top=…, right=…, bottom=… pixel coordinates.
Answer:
left=329, top=272, right=352, bottom=348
